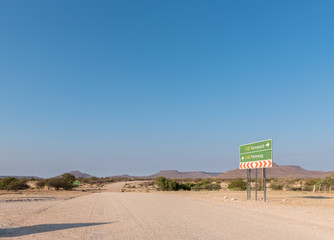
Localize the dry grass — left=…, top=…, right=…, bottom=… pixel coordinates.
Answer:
left=120, top=180, right=334, bottom=208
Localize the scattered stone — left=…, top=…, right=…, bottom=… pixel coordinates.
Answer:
left=223, top=196, right=228, bottom=199
left=282, top=198, right=287, bottom=202
left=231, top=197, right=236, bottom=201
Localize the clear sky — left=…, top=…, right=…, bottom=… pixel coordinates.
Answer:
left=0, top=1, right=333, bottom=177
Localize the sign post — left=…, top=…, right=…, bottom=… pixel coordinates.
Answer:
left=247, top=170, right=249, bottom=200
left=249, top=169, right=251, bottom=199
left=240, top=139, right=273, bottom=202
left=263, top=168, right=266, bottom=202
left=255, top=169, right=257, bottom=201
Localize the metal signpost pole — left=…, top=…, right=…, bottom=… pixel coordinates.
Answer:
left=247, top=169, right=249, bottom=200
left=262, top=168, right=264, bottom=192
left=249, top=169, right=251, bottom=200
left=255, top=169, right=257, bottom=201
left=263, top=168, right=266, bottom=202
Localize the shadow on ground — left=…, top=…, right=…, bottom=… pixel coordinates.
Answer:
left=0, top=222, right=112, bottom=237
left=297, top=196, right=334, bottom=199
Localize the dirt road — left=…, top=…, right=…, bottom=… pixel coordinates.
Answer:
left=1, top=183, right=333, bottom=240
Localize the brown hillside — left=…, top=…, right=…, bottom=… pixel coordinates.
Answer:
left=218, top=163, right=334, bottom=179
left=149, top=170, right=222, bottom=179
left=55, top=171, right=94, bottom=178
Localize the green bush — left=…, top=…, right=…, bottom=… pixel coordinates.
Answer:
left=155, top=177, right=191, bottom=191
left=269, top=183, right=283, bottom=190
left=191, top=180, right=221, bottom=191
left=303, top=179, right=319, bottom=191
left=0, top=177, right=16, bottom=189
left=36, top=180, right=47, bottom=189
left=47, top=178, right=64, bottom=190
left=47, top=173, right=76, bottom=190
left=0, top=177, right=29, bottom=190
left=318, top=176, right=334, bottom=188
left=228, top=178, right=247, bottom=191
left=6, top=179, right=29, bottom=190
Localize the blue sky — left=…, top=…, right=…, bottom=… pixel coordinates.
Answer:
left=0, top=1, right=333, bottom=177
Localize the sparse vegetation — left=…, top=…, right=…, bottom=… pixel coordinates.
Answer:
left=228, top=178, right=247, bottom=190
left=47, top=173, right=76, bottom=190
left=1, top=173, right=333, bottom=194
left=156, top=177, right=191, bottom=191
left=36, top=179, right=47, bottom=189
left=269, top=182, right=283, bottom=190
left=191, top=180, right=221, bottom=191
left=0, top=177, right=30, bottom=190
left=155, top=177, right=221, bottom=191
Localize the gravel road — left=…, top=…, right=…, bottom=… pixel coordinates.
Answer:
left=1, top=182, right=333, bottom=240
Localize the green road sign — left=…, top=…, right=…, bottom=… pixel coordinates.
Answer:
left=73, top=181, right=80, bottom=186
left=239, top=139, right=273, bottom=169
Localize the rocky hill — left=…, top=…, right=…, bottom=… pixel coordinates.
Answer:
left=149, top=170, right=222, bottom=179
left=218, top=163, right=334, bottom=179
left=108, top=174, right=137, bottom=179
left=56, top=171, right=94, bottom=178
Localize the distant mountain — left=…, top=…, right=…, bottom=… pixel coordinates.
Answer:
left=218, top=163, right=334, bottom=179
left=0, top=175, right=41, bottom=179
left=55, top=171, right=94, bottom=179
left=149, top=170, right=222, bottom=179
left=108, top=174, right=136, bottom=179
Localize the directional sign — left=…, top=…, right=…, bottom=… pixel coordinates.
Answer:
left=73, top=181, right=80, bottom=186
left=239, top=139, right=272, bottom=169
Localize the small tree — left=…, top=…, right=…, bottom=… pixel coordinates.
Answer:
left=46, top=174, right=76, bottom=191
left=156, top=177, right=168, bottom=190
left=61, top=173, right=75, bottom=190
left=0, top=177, right=17, bottom=189
left=47, top=178, right=64, bottom=190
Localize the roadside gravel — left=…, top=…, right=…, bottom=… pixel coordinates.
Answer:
left=0, top=183, right=333, bottom=240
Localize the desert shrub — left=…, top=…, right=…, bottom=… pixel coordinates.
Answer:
left=62, top=173, right=75, bottom=183
left=6, top=179, right=29, bottom=190
left=191, top=180, right=221, bottom=191
left=61, top=173, right=76, bottom=190
left=36, top=180, right=46, bottom=189
left=0, top=177, right=16, bottom=189
left=257, top=178, right=263, bottom=190
left=89, top=178, right=105, bottom=185
left=143, top=181, right=155, bottom=188
left=267, top=178, right=275, bottom=183
left=302, top=179, right=317, bottom=191
left=47, top=173, right=76, bottom=190
left=155, top=177, right=191, bottom=191
left=184, top=182, right=195, bottom=190
left=228, top=178, right=247, bottom=190
left=0, top=177, right=29, bottom=190
left=214, top=179, right=222, bottom=184
left=80, top=178, right=90, bottom=184
left=156, top=177, right=168, bottom=190
left=318, top=176, right=334, bottom=188
left=47, top=178, right=64, bottom=190
left=270, top=183, right=283, bottom=190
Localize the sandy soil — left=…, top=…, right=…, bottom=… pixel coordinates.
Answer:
left=0, top=182, right=333, bottom=239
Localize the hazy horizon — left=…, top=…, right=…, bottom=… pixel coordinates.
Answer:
left=1, top=1, right=334, bottom=178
